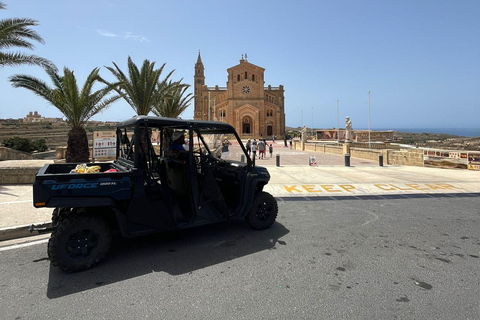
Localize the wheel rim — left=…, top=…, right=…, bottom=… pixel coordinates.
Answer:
left=255, top=200, right=272, bottom=221
left=65, top=229, right=99, bottom=259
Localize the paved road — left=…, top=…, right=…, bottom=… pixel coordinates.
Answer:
left=1, top=196, right=479, bottom=319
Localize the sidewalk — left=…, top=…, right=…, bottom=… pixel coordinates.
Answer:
left=1, top=142, right=480, bottom=242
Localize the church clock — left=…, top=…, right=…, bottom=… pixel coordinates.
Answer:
left=242, top=85, right=250, bottom=94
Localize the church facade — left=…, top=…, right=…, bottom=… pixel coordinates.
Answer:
left=193, top=53, right=285, bottom=139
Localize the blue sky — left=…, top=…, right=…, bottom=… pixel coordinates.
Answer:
left=1, top=0, right=479, bottom=130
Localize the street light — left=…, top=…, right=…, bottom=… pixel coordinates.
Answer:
left=336, top=99, right=339, bottom=142
left=368, top=90, right=371, bottom=149
left=311, top=106, right=313, bottom=139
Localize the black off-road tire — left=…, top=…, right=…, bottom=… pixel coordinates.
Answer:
left=48, top=214, right=112, bottom=273
left=246, top=191, right=278, bottom=230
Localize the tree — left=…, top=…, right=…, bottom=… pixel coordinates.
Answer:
left=0, top=1, right=56, bottom=70
left=3, top=136, right=47, bottom=152
left=10, top=67, right=122, bottom=162
left=103, top=56, right=177, bottom=116
left=152, top=80, right=193, bottom=118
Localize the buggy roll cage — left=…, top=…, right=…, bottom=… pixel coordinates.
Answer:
left=115, top=116, right=253, bottom=167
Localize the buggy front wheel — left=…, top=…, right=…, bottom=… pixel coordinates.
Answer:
left=246, top=192, right=278, bottom=230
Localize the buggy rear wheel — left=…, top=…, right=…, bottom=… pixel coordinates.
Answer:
left=48, top=213, right=112, bottom=273
left=246, top=191, right=278, bottom=230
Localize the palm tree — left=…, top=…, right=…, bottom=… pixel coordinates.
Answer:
left=10, top=67, right=122, bottom=162
left=0, top=1, right=56, bottom=71
left=103, top=56, right=176, bottom=116
left=152, top=80, right=193, bottom=118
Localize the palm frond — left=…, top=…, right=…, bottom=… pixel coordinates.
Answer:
left=0, top=12, right=56, bottom=72
left=0, top=52, right=57, bottom=70
left=105, top=56, right=170, bottom=116
left=9, top=73, right=54, bottom=101
left=10, top=66, right=122, bottom=129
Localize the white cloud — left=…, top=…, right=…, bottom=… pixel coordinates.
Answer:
left=96, top=30, right=150, bottom=42
left=97, top=29, right=119, bottom=38
left=124, top=32, right=150, bottom=43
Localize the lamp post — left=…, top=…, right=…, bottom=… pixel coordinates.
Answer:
left=311, top=106, right=313, bottom=139
left=336, top=99, right=339, bottom=142
left=368, top=90, right=371, bottom=148
left=301, top=109, right=304, bottom=140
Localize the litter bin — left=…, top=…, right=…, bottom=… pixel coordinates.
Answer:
left=345, top=154, right=350, bottom=167
left=379, top=154, right=384, bottom=166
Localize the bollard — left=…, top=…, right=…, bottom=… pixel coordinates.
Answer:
left=379, top=154, right=384, bottom=167
left=344, top=154, right=350, bottom=167
left=241, top=155, right=245, bottom=163
left=276, top=154, right=280, bottom=167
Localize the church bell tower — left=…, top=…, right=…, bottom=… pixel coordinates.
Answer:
left=194, top=52, right=205, bottom=120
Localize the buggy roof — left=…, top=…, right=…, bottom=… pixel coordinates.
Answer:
left=117, top=116, right=237, bottom=134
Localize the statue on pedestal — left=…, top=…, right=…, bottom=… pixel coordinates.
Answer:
left=301, top=125, right=307, bottom=142
left=345, top=116, right=352, bottom=142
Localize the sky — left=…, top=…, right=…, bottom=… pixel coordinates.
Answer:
left=0, top=0, right=479, bottom=131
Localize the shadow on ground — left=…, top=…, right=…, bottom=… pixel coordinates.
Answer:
left=46, top=220, right=289, bottom=299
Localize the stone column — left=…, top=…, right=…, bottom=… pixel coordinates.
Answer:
left=343, top=141, right=351, bottom=155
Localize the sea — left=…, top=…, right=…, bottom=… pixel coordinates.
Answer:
left=372, top=128, right=480, bottom=138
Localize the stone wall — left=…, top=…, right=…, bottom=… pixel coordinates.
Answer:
left=297, top=141, right=424, bottom=167
left=350, top=148, right=385, bottom=162
left=0, top=147, right=34, bottom=160
left=388, top=149, right=424, bottom=167
left=0, top=166, right=39, bottom=184
left=55, top=147, right=93, bottom=161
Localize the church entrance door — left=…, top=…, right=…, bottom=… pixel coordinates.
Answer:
left=243, top=123, right=251, bottom=134
left=242, top=116, right=252, bottom=134
left=267, top=125, right=273, bottom=136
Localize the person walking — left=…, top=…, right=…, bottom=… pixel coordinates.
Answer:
left=251, top=141, right=257, bottom=159
left=289, top=138, right=292, bottom=149
left=258, top=139, right=266, bottom=159
left=245, top=139, right=251, bottom=156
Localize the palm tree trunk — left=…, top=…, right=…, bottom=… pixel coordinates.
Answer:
left=66, top=127, right=90, bottom=163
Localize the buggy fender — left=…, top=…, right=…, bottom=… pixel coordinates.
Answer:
left=241, top=166, right=270, bottom=215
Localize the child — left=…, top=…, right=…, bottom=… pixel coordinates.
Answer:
left=269, top=144, right=273, bottom=157
left=251, top=142, right=257, bottom=159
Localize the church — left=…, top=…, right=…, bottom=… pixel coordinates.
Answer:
left=193, top=53, right=286, bottom=139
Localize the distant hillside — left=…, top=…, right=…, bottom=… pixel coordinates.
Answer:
left=394, top=131, right=480, bottom=151
left=0, top=120, right=118, bottom=149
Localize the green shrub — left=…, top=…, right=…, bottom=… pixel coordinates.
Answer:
left=3, top=137, right=48, bottom=152
left=32, top=139, right=48, bottom=152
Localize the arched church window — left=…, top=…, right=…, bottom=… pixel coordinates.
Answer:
left=237, top=74, right=240, bottom=81
left=245, top=72, right=247, bottom=79
left=252, top=74, right=255, bottom=81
